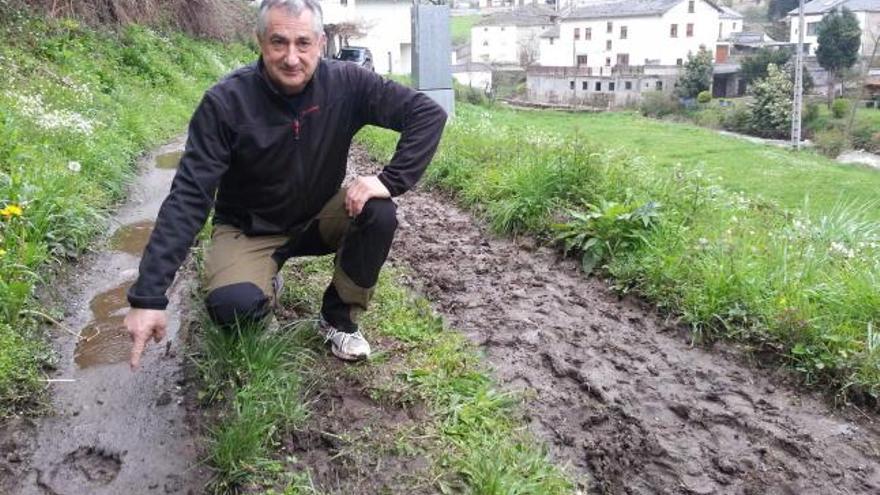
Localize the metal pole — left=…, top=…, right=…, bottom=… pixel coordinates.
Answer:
left=791, top=0, right=805, bottom=149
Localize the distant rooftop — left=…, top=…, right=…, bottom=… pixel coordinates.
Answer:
left=566, top=0, right=721, bottom=20
left=539, top=24, right=560, bottom=38
left=788, top=0, right=880, bottom=15
left=719, top=5, right=743, bottom=19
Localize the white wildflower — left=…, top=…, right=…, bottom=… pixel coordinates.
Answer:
left=829, top=241, right=855, bottom=259
left=67, top=161, right=81, bottom=173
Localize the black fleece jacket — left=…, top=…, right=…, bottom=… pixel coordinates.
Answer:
left=127, top=58, right=447, bottom=310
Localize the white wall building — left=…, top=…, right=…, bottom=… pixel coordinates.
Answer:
left=788, top=0, right=880, bottom=56
left=718, top=5, right=744, bottom=40
left=321, top=0, right=413, bottom=74
left=540, top=0, right=724, bottom=71
left=471, top=5, right=557, bottom=66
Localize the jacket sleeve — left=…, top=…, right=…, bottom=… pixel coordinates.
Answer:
left=127, top=92, right=232, bottom=309
left=355, top=69, right=448, bottom=197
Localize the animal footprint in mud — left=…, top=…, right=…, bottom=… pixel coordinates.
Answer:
left=39, top=446, right=122, bottom=493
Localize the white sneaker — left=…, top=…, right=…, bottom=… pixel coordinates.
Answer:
left=320, top=320, right=371, bottom=361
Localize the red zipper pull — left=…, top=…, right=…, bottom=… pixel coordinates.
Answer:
left=292, top=119, right=300, bottom=140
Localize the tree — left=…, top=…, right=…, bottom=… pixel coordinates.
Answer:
left=740, top=47, right=791, bottom=85
left=675, top=46, right=713, bottom=99
left=816, top=7, right=861, bottom=107
left=768, top=0, right=799, bottom=22
left=749, top=63, right=793, bottom=138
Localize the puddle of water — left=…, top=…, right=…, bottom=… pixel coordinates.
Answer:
left=75, top=282, right=133, bottom=369
left=109, top=220, right=154, bottom=256
left=155, top=151, right=183, bottom=169
left=74, top=317, right=129, bottom=368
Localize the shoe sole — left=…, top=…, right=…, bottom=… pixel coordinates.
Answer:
left=331, top=345, right=369, bottom=362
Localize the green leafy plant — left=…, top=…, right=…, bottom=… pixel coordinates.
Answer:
left=697, top=90, right=712, bottom=104
left=553, top=199, right=661, bottom=274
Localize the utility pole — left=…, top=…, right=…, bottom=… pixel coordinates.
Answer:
left=791, top=0, right=805, bottom=149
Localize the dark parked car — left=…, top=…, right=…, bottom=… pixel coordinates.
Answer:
left=333, top=46, right=374, bottom=72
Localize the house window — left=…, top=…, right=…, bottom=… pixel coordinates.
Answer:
left=550, top=38, right=555, bottom=45
left=574, top=27, right=581, bottom=40
left=582, top=81, right=588, bottom=90
left=570, top=80, right=575, bottom=90
left=686, top=23, right=694, bottom=37
left=656, top=81, right=663, bottom=90
left=807, top=22, right=819, bottom=36
left=625, top=81, right=632, bottom=90
left=595, top=81, right=602, bottom=91
left=605, top=57, right=611, bottom=66
left=484, top=27, right=488, bottom=32
left=341, top=0, right=347, bottom=5
left=733, top=22, right=737, bottom=30
left=577, top=55, right=589, bottom=66
left=719, top=22, right=722, bottom=38
left=501, top=27, right=505, bottom=31
left=606, top=39, right=612, bottom=50
left=585, top=27, right=592, bottom=40
left=670, top=24, right=678, bottom=38
left=483, top=40, right=489, bottom=46
left=607, top=21, right=613, bottom=33
left=620, top=26, right=627, bottom=39
left=617, top=53, right=629, bottom=66
left=609, top=82, right=616, bottom=91
left=676, top=58, right=683, bottom=65
left=688, top=0, right=694, bottom=13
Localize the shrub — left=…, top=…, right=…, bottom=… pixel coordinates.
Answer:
left=693, top=107, right=723, bottom=129
left=749, top=63, right=792, bottom=138
left=850, top=123, right=880, bottom=152
left=831, top=98, right=851, bottom=118
left=813, top=128, right=851, bottom=157
left=640, top=91, right=680, bottom=118
left=721, top=105, right=752, bottom=133
left=697, top=90, right=712, bottom=104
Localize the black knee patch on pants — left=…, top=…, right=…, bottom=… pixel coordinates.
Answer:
left=206, top=282, right=269, bottom=326
left=356, top=198, right=398, bottom=234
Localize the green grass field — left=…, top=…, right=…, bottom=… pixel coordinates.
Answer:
left=498, top=108, right=880, bottom=221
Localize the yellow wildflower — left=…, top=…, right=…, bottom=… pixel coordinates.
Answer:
left=0, top=204, right=23, bottom=219
left=0, top=248, right=5, bottom=258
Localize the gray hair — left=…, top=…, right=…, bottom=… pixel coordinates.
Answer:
left=257, top=0, right=324, bottom=39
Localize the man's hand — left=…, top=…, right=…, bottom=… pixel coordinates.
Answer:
left=125, top=308, right=168, bottom=370
left=345, top=176, right=390, bottom=217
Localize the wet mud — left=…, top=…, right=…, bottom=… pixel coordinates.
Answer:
left=155, top=150, right=183, bottom=170
left=109, top=220, right=154, bottom=256
left=2, top=137, right=208, bottom=494
left=350, top=147, right=880, bottom=494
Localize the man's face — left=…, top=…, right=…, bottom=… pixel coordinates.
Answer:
left=259, top=7, right=325, bottom=95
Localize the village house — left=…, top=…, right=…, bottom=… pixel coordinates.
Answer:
left=529, top=0, right=738, bottom=106
left=470, top=5, right=557, bottom=67
left=321, top=0, right=413, bottom=74
left=788, top=0, right=880, bottom=56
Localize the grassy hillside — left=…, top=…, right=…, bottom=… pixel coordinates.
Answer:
left=0, top=9, right=254, bottom=415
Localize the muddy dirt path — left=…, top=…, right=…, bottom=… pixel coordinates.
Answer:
left=351, top=147, right=880, bottom=494
left=1, top=139, right=207, bottom=495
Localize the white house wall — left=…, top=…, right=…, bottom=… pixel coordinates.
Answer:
left=552, top=0, right=719, bottom=71
left=356, top=2, right=412, bottom=74
left=321, top=0, right=412, bottom=74
left=719, top=18, right=741, bottom=40
left=789, top=10, right=880, bottom=57
left=472, top=24, right=521, bottom=63
left=539, top=37, right=569, bottom=66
